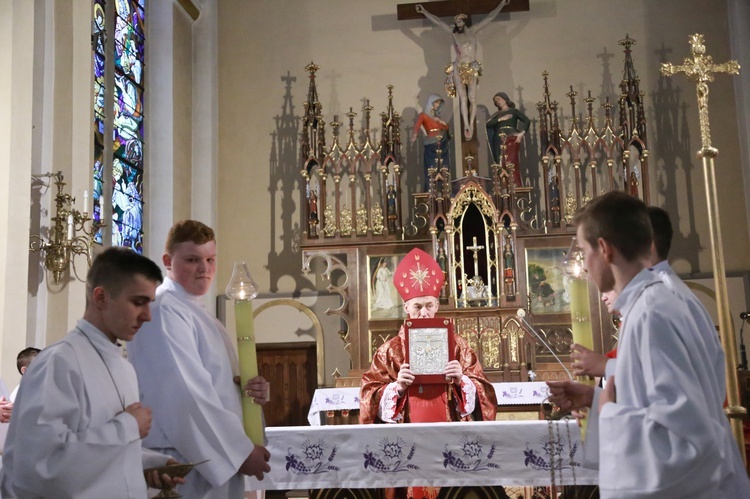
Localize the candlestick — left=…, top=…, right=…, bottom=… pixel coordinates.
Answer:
left=226, top=261, right=264, bottom=445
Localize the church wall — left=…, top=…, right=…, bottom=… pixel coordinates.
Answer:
left=217, top=0, right=749, bottom=290
left=728, top=0, right=750, bottom=244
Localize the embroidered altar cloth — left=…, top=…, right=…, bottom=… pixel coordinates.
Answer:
left=247, top=420, right=596, bottom=490
left=308, top=382, right=551, bottom=425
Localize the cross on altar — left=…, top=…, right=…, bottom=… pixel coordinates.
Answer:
left=397, top=0, right=529, bottom=21
left=466, top=236, right=484, bottom=278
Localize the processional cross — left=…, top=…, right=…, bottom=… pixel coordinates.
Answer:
left=466, top=236, right=484, bottom=278
left=661, top=34, right=746, bottom=457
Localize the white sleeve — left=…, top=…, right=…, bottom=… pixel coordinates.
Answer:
left=142, top=447, right=172, bottom=469
left=378, top=382, right=404, bottom=423
left=458, top=375, right=476, bottom=417
left=604, top=358, right=616, bottom=380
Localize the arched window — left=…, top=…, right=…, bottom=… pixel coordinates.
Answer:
left=92, top=0, right=145, bottom=252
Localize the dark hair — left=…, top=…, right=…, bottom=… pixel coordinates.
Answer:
left=648, top=206, right=673, bottom=262
left=165, top=220, right=215, bottom=254
left=17, top=347, right=41, bottom=374
left=493, top=92, right=515, bottom=109
left=572, top=191, right=653, bottom=261
left=86, top=247, right=163, bottom=300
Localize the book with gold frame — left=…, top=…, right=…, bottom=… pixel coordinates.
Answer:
left=404, top=318, right=455, bottom=384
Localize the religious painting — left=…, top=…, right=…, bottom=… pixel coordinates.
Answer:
left=367, top=254, right=405, bottom=320
left=523, top=237, right=573, bottom=315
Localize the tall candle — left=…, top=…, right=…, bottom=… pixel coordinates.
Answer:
left=83, top=190, right=89, bottom=213
left=569, top=276, right=595, bottom=440
left=66, top=213, right=75, bottom=241
left=235, top=299, right=264, bottom=445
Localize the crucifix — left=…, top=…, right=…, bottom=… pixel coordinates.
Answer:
left=661, top=33, right=745, bottom=456
left=466, top=236, right=484, bottom=278
left=398, top=0, right=529, bottom=172
left=397, top=0, right=529, bottom=21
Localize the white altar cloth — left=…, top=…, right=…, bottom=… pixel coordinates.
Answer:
left=308, top=382, right=551, bottom=425
left=247, top=420, right=596, bottom=490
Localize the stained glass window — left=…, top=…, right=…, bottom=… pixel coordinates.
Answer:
left=92, top=0, right=145, bottom=253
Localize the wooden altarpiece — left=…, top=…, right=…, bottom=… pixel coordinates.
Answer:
left=299, top=33, right=650, bottom=389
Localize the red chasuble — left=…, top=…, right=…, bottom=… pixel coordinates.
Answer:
left=359, top=325, right=497, bottom=424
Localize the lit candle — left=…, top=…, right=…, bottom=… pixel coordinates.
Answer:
left=568, top=275, right=595, bottom=440
left=226, top=262, right=264, bottom=445
left=66, top=213, right=75, bottom=241
left=83, top=190, right=89, bottom=213
left=235, top=300, right=264, bottom=445
left=563, top=237, right=596, bottom=441
left=569, top=277, right=594, bottom=351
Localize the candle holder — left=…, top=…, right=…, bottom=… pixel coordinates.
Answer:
left=225, top=261, right=265, bottom=445
left=29, top=172, right=104, bottom=285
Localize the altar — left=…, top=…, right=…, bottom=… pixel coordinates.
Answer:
left=247, top=420, right=596, bottom=491
left=308, top=383, right=551, bottom=426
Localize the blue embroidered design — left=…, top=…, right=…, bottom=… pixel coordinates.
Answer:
left=523, top=435, right=580, bottom=472
left=363, top=437, right=420, bottom=473
left=285, top=439, right=340, bottom=475
left=442, top=435, right=501, bottom=472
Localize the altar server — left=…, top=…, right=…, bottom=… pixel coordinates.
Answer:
left=548, top=192, right=749, bottom=498
left=129, top=220, right=270, bottom=499
left=0, top=247, right=182, bottom=498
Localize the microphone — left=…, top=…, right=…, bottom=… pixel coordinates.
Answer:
left=516, top=309, right=574, bottom=380
left=740, top=312, right=749, bottom=320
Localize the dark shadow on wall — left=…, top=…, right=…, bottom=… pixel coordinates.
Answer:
left=266, top=71, right=315, bottom=294
left=28, top=177, right=46, bottom=297
left=650, top=44, right=701, bottom=273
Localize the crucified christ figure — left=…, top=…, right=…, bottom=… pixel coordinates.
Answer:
left=415, top=0, right=511, bottom=141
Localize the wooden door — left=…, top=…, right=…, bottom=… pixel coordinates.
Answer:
left=258, top=342, right=317, bottom=427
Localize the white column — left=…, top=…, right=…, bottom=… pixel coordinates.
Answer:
left=144, top=0, right=175, bottom=263
left=192, top=1, right=219, bottom=310
left=0, top=0, right=35, bottom=386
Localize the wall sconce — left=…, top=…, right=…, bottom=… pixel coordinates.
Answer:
left=29, top=172, right=103, bottom=285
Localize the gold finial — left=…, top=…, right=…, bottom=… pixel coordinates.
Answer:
left=304, top=62, right=319, bottom=75
left=618, top=34, right=636, bottom=51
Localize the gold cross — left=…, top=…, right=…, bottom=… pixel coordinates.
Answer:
left=660, top=34, right=739, bottom=154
